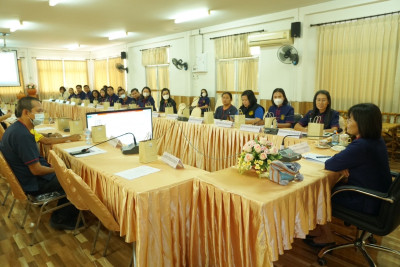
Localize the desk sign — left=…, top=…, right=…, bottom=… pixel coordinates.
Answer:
left=69, top=102, right=76, bottom=105
left=188, top=117, right=204, bottom=124
left=215, top=120, right=233, bottom=128
left=288, top=142, right=310, bottom=154
left=166, top=114, right=178, bottom=120
left=239, top=124, right=263, bottom=133
left=277, top=129, right=301, bottom=138
left=161, top=152, right=184, bottom=169
left=55, top=99, right=62, bottom=103
left=152, top=112, right=160, bottom=117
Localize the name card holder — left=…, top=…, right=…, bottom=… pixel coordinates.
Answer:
left=161, top=152, right=184, bottom=169
left=81, top=103, right=86, bottom=107
left=277, top=129, right=302, bottom=138
left=166, top=114, right=179, bottom=120
left=215, top=120, right=234, bottom=128
left=239, top=124, right=263, bottom=133
left=152, top=112, right=161, bottom=118
left=70, top=102, right=76, bottom=106
left=288, top=142, right=310, bottom=154
left=55, top=99, right=62, bottom=103
left=188, top=116, right=204, bottom=124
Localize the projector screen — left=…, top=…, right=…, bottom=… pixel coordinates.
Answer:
left=86, top=108, right=153, bottom=145
left=0, top=50, right=20, bottom=86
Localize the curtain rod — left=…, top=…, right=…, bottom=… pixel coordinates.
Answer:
left=210, top=29, right=264, bottom=40
left=310, top=10, right=400, bottom=27
left=140, top=45, right=171, bottom=52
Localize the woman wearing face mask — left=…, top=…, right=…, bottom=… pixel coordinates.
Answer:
left=197, top=89, right=210, bottom=114
left=294, top=90, right=339, bottom=132
left=214, top=92, right=238, bottom=120
left=158, top=88, right=177, bottom=113
left=139, top=86, right=156, bottom=111
left=239, top=90, right=265, bottom=125
left=267, top=88, right=294, bottom=128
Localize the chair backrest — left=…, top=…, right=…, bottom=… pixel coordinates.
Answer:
left=48, top=150, right=89, bottom=211
left=214, top=96, right=223, bottom=111
left=339, top=116, right=347, bottom=131
left=191, top=107, right=202, bottom=118
left=0, top=151, right=27, bottom=201
left=0, top=123, right=5, bottom=140
left=67, top=169, right=120, bottom=232
left=376, top=173, right=400, bottom=236
left=191, top=96, right=199, bottom=107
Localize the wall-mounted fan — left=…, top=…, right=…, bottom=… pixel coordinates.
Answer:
left=277, top=45, right=299, bottom=65
left=116, top=63, right=128, bottom=73
left=172, top=58, right=188, bottom=71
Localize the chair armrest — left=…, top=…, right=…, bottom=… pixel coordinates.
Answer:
left=391, top=171, right=400, bottom=179
left=331, top=185, right=394, bottom=203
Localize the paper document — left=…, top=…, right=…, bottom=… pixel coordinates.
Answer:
left=35, top=127, right=57, bottom=132
left=64, top=145, right=107, bottom=158
left=302, top=153, right=331, bottom=163
left=115, top=166, right=161, bottom=180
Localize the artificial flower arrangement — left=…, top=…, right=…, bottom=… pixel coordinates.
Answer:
left=237, top=137, right=282, bottom=177
left=26, top=83, right=36, bottom=89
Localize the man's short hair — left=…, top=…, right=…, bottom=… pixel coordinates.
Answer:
left=15, top=97, right=41, bottom=118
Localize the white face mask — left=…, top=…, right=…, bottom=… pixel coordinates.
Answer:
left=31, top=113, right=45, bottom=126
left=273, top=98, right=284, bottom=106
left=143, top=92, right=150, bottom=97
left=202, top=93, right=206, bottom=97
left=163, top=94, right=169, bottom=100
left=120, top=94, right=126, bottom=99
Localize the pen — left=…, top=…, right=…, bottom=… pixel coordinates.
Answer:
left=316, top=156, right=331, bottom=158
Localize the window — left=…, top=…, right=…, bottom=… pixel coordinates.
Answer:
left=94, top=57, right=126, bottom=90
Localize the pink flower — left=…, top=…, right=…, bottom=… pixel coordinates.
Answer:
left=270, top=146, right=279, bottom=154
left=266, top=141, right=273, bottom=146
left=254, top=144, right=262, bottom=153
left=264, top=148, right=270, bottom=154
left=259, top=137, right=268, bottom=145
left=244, top=153, right=254, bottom=162
left=243, top=144, right=253, bottom=153
left=259, top=152, right=267, bottom=160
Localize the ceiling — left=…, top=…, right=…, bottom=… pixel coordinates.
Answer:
left=0, top=0, right=333, bottom=51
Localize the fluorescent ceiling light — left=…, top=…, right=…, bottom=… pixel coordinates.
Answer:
left=108, top=31, right=128, bottom=40
left=49, top=0, right=62, bottom=7
left=174, top=9, right=211, bottom=24
left=67, top=43, right=80, bottom=50
left=10, top=21, right=23, bottom=32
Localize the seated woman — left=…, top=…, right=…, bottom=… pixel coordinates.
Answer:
left=304, top=103, right=392, bottom=247
left=138, top=86, right=156, bottom=111
left=267, top=88, right=294, bottom=128
left=214, top=92, right=238, bottom=120
left=67, top=88, right=76, bottom=100
left=117, top=88, right=133, bottom=105
left=158, top=88, right=177, bottom=113
left=239, top=90, right=265, bottom=125
left=99, top=88, right=107, bottom=102
left=59, top=86, right=68, bottom=100
left=294, top=90, right=339, bottom=132
left=197, top=89, right=210, bottom=114
left=91, top=90, right=101, bottom=103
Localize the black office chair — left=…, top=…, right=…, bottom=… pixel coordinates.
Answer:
left=318, top=171, right=400, bottom=266
left=292, top=113, right=303, bottom=128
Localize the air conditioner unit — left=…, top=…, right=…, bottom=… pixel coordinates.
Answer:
left=248, top=30, right=293, bottom=47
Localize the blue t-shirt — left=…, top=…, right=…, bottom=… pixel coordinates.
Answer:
left=106, top=94, right=119, bottom=106
left=214, top=105, right=238, bottom=120
left=267, top=105, right=294, bottom=123
left=198, top=96, right=210, bottom=108
left=118, top=97, right=134, bottom=105
left=325, top=137, right=391, bottom=215
left=84, top=91, right=92, bottom=100
left=138, top=96, right=156, bottom=111
left=76, top=91, right=86, bottom=100
left=0, top=121, right=53, bottom=192
left=298, top=109, right=340, bottom=129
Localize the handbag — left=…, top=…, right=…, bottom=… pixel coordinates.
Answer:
left=165, top=103, right=174, bottom=115
left=264, top=112, right=277, bottom=128
left=114, top=103, right=121, bottom=110
left=91, top=125, right=107, bottom=143
left=139, top=139, right=158, bottom=163
left=82, top=99, right=90, bottom=107
left=234, top=109, right=245, bottom=128
left=103, top=102, right=110, bottom=110
left=307, top=116, right=323, bottom=140
left=69, top=120, right=83, bottom=135
left=56, top=117, right=71, bottom=131
left=129, top=103, right=138, bottom=109
left=268, top=160, right=303, bottom=185
left=203, top=107, right=214, bottom=124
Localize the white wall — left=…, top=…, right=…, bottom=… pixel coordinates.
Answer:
left=13, top=0, right=399, bottom=106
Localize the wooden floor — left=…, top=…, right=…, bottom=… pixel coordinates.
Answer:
left=1, top=157, right=399, bottom=267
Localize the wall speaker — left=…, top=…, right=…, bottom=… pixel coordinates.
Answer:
left=291, top=22, right=301, bottom=38
left=121, top=51, right=127, bottom=59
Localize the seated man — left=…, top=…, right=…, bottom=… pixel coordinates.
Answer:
left=0, top=97, right=79, bottom=230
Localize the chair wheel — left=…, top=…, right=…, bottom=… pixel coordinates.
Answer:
left=318, top=258, right=327, bottom=266
left=368, top=235, right=377, bottom=244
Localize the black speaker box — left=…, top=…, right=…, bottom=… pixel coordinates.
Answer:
left=121, top=51, right=127, bottom=59
left=291, top=22, right=301, bottom=38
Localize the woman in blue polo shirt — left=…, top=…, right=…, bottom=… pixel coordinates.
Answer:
left=159, top=88, right=177, bottom=113
left=267, top=88, right=294, bottom=128
left=138, top=86, right=156, bottom=111
left=239, top=90, right=265, bottom=125
left=197, top=89, right=210, bottom=114
left=214, top=92, right=237, bottom=120
left=294, top=90, right=339, bottom=132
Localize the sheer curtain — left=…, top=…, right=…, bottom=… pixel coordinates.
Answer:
left=0, top=60, right=24, bottom=103
left=142, top=47, right=168, bottom=66
left=94, top=59, right=108, bottom=90
left=315, top=14, right=400, bottom=113
left=37, top=60, right=63, bottom=99
left=108, top=57, right=126, bottom=89
left=64, top=60, right=88, bottom=88
left=214, top=33, right=251, bottom=59
left=237, top=58, right=258, bottom=92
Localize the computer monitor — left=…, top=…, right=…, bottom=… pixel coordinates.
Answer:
left=86, top=108, right=153, bottom=145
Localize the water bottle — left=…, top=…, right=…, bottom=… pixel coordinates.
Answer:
left=332, top=130, right=339, bottom=145
left=84, top=128, right=92, bottom=145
